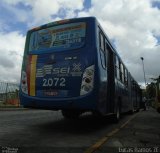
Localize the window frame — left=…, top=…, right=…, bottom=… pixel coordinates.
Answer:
left=99, top=30, right=107, bottom=69
left=124, top=68, right=128, bottom=86
left=115, top=56, right=120, bottom=80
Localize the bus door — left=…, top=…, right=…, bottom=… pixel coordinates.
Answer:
left=106, top=43, right=115, bottom=113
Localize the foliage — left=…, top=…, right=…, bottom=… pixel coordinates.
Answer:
left=146, top=82, right=156, bottom=99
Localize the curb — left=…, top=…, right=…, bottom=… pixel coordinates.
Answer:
left=0, top=107, right=29, bottom=111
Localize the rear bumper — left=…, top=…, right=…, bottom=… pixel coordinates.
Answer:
left=19, top=92, right=97, bottom=111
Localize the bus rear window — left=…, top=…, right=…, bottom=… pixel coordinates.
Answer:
left=29, top=22, right=86, bottom=52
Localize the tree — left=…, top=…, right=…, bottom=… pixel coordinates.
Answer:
left=146, top=82, right=156, bottom=99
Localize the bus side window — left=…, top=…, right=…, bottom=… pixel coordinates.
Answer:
left=120, top=62, right=124, bottom=83
left=105, top=42, right=109, bottom=67
left=124, top=68, right=128, bottom=86
left=99, top=32, right=106, bottom=69
left=100, top=32, right=105, bottom=51
left=115, top=56, right=120, bottom=80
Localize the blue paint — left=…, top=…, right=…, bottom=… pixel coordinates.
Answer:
left=20, top=17, right=141, bottom=116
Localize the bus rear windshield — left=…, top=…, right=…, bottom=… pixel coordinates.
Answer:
left=29, top=22, right=86, bottom=52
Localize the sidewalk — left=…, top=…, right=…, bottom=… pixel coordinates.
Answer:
left=96, top=108, right=160, bottom=153
left=0, top=105, right=29, bottom=111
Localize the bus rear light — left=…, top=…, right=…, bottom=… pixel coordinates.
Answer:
left=81, top=85, right=92, bottom=92
left=22, top=80, right=26, bottom=84
left=84, top=77, right=92, bottom=83
left=80, top=65, right=94, bottom=96
left=85, top=69, right=94, bottom=76
left=21, top=71, right=28, bottom=94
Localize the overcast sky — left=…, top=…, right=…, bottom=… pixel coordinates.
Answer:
left=0, top=0, right=160, bottom=88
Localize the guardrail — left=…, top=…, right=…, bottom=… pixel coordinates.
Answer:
left=0, top=81, right=20, bottom=107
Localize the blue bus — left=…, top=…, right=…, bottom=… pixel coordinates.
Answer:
left=20, top=17, right=141, bottom=121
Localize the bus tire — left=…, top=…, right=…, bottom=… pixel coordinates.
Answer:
left=61, top=110, right=81, bottom=119
left=128, top=108, right=134, bottom=114
left=112, top=104, right=120, bottom=123
left=157, top=107, right=160, bottom=113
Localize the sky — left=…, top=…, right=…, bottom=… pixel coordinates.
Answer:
left=0, top=0, right=160, bottom=88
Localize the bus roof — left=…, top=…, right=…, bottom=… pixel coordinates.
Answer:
left=30, top=16, right=96, bottom=32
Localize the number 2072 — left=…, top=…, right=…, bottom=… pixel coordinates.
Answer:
left=42, top=78, right=66, bottom=87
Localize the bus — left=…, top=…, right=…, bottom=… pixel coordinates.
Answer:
left=19, top=17, right=141, bottom=121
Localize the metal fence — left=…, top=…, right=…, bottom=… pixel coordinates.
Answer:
left=0, top=81, right=20, bottom=107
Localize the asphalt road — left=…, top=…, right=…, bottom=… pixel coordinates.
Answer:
left=0, top=108, right=160, bottom=153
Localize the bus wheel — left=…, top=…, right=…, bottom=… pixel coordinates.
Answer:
left=112, top=104, right=120, bottom=123
left=92, top=111, right=102, bottom=118
left=157, top=107, right=160, bottom=113
left=61, top=110, right=81, bottom=119
left=128, top=108, right=134, bottom=115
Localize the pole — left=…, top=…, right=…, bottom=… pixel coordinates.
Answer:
left=5, top=83, right=8, bottom=104
left=140, top=57, right=146, bottom=87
